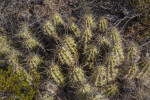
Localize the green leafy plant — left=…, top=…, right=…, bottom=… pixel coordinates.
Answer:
left=0, top=66, right=36, bottom=100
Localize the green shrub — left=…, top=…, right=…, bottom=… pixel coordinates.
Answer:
left=0, top=66, right=36, bottom=100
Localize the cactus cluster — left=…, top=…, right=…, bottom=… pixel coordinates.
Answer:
left=0, top=12, right=150, bottom=100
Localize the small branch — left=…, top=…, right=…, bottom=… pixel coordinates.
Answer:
left=119, top=13, right=141, bottom=33
left=139, top=41, right=150, bottom=48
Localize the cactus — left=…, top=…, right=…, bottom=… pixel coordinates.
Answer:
left=89, top=93, right=108, bottom=100
left=84, top=14, right=95, bottom=29
left=24, top=38, right=41, bottom=51
left=0, top=36, right=11, bottom=57
left=0, top=35, right=33, bottom=84
left=1, top=11, right=149, bottom=100
left=76, top=84, right=92, bottom=100
left=0, top=45, right=10, bottom=58
left=18, top=25, right=42, bottom=51
left=63, top=35, right=78, bottom=59
left=124, top=64, right=138, bottom=79
left=81, top=28, right=93, bottom=53
left=96, top=36, right=110, bottom=48
left=102, top=83, right=118, bottom=97
left=58, top=46, right=75, bottom=66
left=105, top=53, right=118, bottom=81
left=29, top=54, right=42, bottom=69
left=69, top=22, right=80, bottom=37
left=111, top=45, right=124, bottom=65
left=84, top=45, right=98, bottom=69
left=52, top=13, right=64, bottom=27
left=136, top=57, right=150, bottom=78
left=0, top=35, right=9, bottom=43
left=7, top=50, right=21, bottom=69
left=81, top=28, right=93, bottom=43
left=43, top=21, right=60, bottom=42
left=125, top=42, right=139, bottom=62
left=69, top=66, right=86, bottom=86
left=92, top=65, right=107, bottom=86
left=58, top=35, right=77, bottom=66
left=49, top=63, right=65, bottom=86
left=76, top=83, right=108, bottom=100
left=7, top=50, right=33, bottom=83
left=96, top=36, right=111, bottom=61
left=120, top=63, right=138, bottom=79
left=107, top=27, right=122, bottom=46
left=98, top=18, right=108, bottom=33
left=27, top=54, right=42, bottom=85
